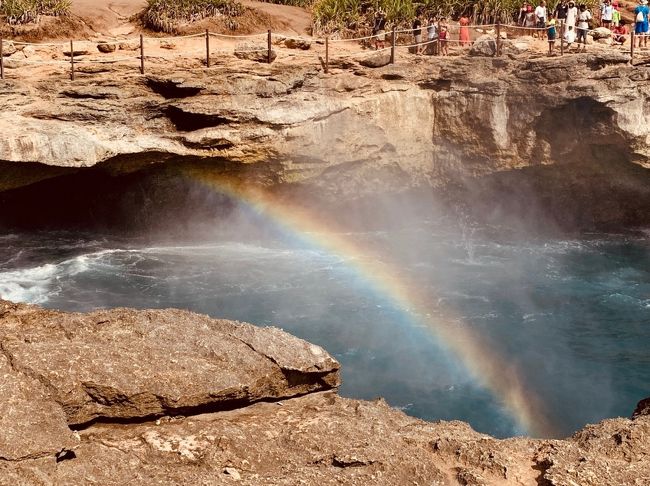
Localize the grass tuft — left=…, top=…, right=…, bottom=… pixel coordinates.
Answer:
left=1, top=0, right=71, bottom=25
left=142, top=0, right=245, bottom=33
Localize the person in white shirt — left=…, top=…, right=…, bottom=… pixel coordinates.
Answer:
left=535, top=1, right=548, bottom=38
left=577, top=4, right=592, bottom=49
left=601, top=0, right=614, bottom=27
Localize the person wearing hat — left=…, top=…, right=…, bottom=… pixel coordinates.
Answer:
left=635, top=0, right=649, bottom=48
left=372, top=9, right=387, bottom=50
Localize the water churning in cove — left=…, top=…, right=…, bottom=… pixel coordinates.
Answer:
left=1, top=211, right=648, bottom=438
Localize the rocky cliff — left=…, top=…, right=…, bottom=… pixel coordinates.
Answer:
left=0, top=300, right=648, bottom=486
left=1, top=50, right=650, bottom=231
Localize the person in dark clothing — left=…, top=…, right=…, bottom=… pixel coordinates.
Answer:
left=372, top=10, right=387, bottom=50
left=413, top=15, right=423, bottom=54
left=554, top=0, right=569, bottom=20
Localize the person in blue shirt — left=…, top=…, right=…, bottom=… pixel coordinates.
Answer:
left=635, top=0, right=649, bottom=48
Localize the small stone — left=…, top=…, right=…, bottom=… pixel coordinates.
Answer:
left=224, top=467, right=241, bottom=480
left=358, top=52, right=391, bottom=68
left=284, top=38, right=311, bottom=50
left=97, top=42, right=116, bottom=53
left=160, top=41, right=176, bottom=50
left=1, top=40, right=17, bottom=57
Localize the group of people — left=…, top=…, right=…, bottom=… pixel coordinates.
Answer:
left=520, top=0, right=649, bottom=54
left=371, top=10, right=471, bottom=56
left=371, top=0, right=650, bottom=57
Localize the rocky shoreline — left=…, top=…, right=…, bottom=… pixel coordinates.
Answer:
left=0, top=299, right=647, bottom=485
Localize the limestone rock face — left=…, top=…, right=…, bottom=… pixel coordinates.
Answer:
left=0, top=300, right=340, bottom=427
left=234, top=43, right=276, bottom=63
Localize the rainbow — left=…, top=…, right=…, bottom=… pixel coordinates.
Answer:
left=183, top=168, right=559, bottom=438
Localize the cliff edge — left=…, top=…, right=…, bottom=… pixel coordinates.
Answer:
left=0, top=300, right=648, bottom=486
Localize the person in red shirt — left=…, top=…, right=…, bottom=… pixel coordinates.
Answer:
left=612, top=19, right=628, bottom=43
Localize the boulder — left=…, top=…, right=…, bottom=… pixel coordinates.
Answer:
left=633, top=397, right=650, bottom=418
left=358, top=52, right=391, bottom=68
left=97, top=42, right=116, bottom=53
left=1, top=40, right=17, bottom=57
left=234, top=43, right=276, bottom=63
left=284, top=38, right=311, bottom=50
left=160, top=40, right=177, bottom=50
left=469, top=35, right=497, bottom=57
left=0, top=300, right=340, bottom=426
left=591, top=27, right=612, bottom=40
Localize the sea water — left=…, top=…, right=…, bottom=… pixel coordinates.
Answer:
left=0, top=223, right=648, bottom=438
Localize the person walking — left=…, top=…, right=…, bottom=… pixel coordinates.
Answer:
left=564, top=1, right=578, bottom=48
left=547, top=17, right=557, bottom=54
left=372, top=10, right=387, bottom=50
left=426, top=16, right=438, bottom=55
left=635, top=0, right=650, bottom=48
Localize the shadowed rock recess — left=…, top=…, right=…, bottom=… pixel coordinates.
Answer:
left=0, top=300, right=648, bottom=485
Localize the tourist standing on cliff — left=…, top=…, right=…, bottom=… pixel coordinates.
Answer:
left=601, top=0, right=614, bottom=28
left=518, top=2, right=530, bottom=25
left=535, top=1, right=548, bottom=38
left=426, top=16, right=438, bottom=55
left=612, top=1, right=621, bottom=27
left=635, top=0, right=649, bottom=48
left=372, top=10, right=387, bottom=51
left=576, top=4, right=592, bottom=50
left=554, top=0, right=569, bottom=21
left=524, top=5, right=537, bottom=35
left=413, top=14, right=423, bottom=54
left=547, top=18, right=557, bottom=54
left=564, top=1, right=578, bottom=46
left=459, top=14, right=471, bottom=46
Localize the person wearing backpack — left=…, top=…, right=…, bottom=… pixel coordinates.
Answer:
left=635, top=0, right=650, bottom=48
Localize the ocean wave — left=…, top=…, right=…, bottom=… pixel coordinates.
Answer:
left=0, top=249, right=134, bottom=305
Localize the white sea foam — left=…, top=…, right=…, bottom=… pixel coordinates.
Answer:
left=0, top=249, right=128, bottom=305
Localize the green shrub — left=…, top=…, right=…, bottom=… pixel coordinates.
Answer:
left=1, top=0, right=71, bottom=25
left=313, top=0, right=600, bottom=35
left=142, top=0, right=245, bottom=33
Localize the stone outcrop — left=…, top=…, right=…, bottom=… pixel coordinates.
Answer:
left=0, top=299, right=649, bottom=485
left=0, top=49, right=648, bottom=233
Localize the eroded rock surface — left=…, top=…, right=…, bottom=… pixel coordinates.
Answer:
left=1, top=300, right=649, bottom=485
left=0, top=300, right=339, bottom=428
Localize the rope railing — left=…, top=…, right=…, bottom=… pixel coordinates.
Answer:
left=0, top=22, right=638, bottom=80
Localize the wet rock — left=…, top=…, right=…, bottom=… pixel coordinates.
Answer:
left=633, top=397, right=650, bottom=418
left=0, top=300, right=340, bottom=426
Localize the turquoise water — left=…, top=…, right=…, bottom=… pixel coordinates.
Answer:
left=0, top=222, right=648, bottom=438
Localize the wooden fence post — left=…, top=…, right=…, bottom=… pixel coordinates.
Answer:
left=390, top=25, right=396, bottom=63
left=206, top=29, right=210, bottom=67
left=631, top=29, right=635, bottom=62
left=560, top=20, right=565, bottom=56
left=140, top=34, right=145, bottom=74
left=325, top=36, right=329, bottom=73
left=496, top=21, right=501, bottom=57
left=0, top=37, right=4, bottom=80
left=267, top=29, right=272, bottom=64
left=70, top=40, right=75, bottom=81
left=437, top=20, right=442, bottom=56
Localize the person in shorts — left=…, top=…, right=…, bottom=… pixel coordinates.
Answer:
left=547, top=18, right=557, bottom=54
left=635, top=0, right=650, bottom=48
left=612, top=19, right=628, bottom=44
left=372, top=10, right=387, bottom=50
left=413, top=14, right=423, bottom=54
left=426, top=16, right=438, bottom=55
left=576, top=4, right=591, bottom=49
left=601, top=0, right=614, bottom=28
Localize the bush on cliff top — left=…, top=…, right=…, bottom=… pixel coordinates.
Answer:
left=142, top=0, right=245, bottom=33
left=1, top=0, right=70, bottom=25
left=312, top=0, right=599, bottom=35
